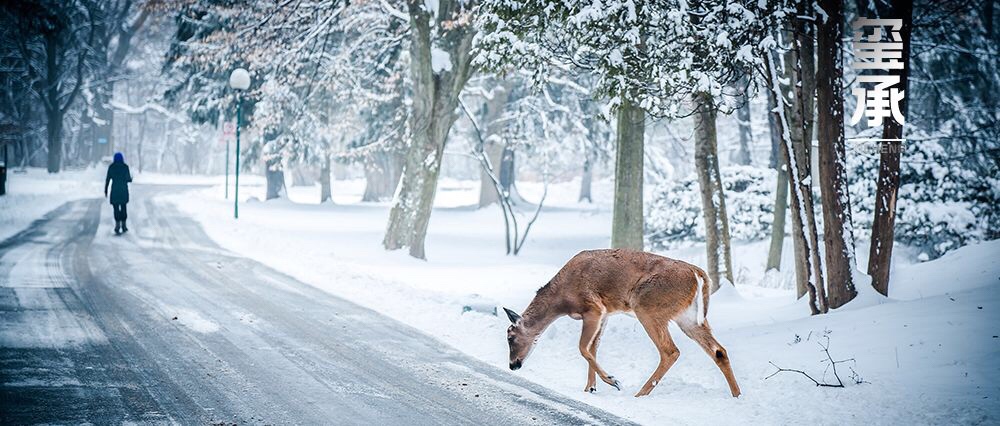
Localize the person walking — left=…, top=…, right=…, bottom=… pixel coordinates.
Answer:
left=105, top=152, right=133, bottom=235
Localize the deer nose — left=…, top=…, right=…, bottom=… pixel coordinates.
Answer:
left=509, top=360, right=522, bottom=370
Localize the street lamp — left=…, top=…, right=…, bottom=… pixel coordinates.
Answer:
left=229, top=68, right=250, bottom=219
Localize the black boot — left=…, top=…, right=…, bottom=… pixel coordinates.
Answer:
left=114, top=220, right=121, bottom=234
left=121, top=219, right=128, bottom=233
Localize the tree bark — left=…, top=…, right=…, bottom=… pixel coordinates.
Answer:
left=693, top=92, right=735, bottom=291
left=478, top=82, right=513, bottom=207
left=868, top=0, right=913, bottom=297
left=817, top=0, right=858, bottom=309
left=320, top=154, right=332, bottom=203
left=478, top=140, right=504, bottom=206
left=765, top=81, right=788, bottom=271
left=767, top=42, right=826, bottom=315
left=731, top=76, right=753, bottom=166
left=265, top=159, right=285, bottom=200
left=383, top=0, right=476, bottom=259
left=43, top=33, right=62, bottom=173
left=783, top=6, right=827, bottom=312
left=611, top=97, right=645, bottom=250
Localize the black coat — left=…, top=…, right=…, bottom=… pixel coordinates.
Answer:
left=105, top=162, right=132, bottom=204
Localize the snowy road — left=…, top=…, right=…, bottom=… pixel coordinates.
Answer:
left=0, top=185, right=631, bottom=425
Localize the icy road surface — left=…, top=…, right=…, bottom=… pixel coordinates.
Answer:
left=0, top=185, right=631, bottom=425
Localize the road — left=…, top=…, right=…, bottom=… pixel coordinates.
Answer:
left=0, top=185, right=630, bottom=425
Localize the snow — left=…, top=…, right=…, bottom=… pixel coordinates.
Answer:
left=431, top=47, right=452, bottom=73
left=151, top=174, right=999, bottom=425
left=0, top=168, right=102, bottom=242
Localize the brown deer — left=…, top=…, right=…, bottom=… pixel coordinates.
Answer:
left=503, top=249, right=741, bottom=397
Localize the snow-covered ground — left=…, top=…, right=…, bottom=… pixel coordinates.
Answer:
left=0, top=168, right=103, bottom=242
left=155, top=175, right=999, bottom=425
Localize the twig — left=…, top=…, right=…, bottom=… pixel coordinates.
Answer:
left=766, top=336, right=865, bottom=388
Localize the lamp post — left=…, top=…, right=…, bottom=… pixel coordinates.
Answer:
left=229, top=68, right=250, bottom=219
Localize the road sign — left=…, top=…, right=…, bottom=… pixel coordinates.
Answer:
left=223, top=121, right=236, bottom=136
left=98, top=137, right=108, bottom=145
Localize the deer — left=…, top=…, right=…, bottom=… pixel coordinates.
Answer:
left=503, top=249, right=741, bottom=398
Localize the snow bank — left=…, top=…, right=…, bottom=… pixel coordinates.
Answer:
left=0, top=168, right=102, bottom=242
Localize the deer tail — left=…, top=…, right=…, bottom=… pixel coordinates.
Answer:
left=693, top=267, right=711, bottom=325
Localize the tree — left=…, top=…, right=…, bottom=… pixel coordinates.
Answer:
left=763, top=8, right=827, bottom=314
left=764, top=65, right=789, bottom=271
left=87, top=0, right=152, bottom=163
left=6, top=1, right=95, bottom=173
left=478, top=0, right=779, bottom=255
left=730, top=75, right=754, bottom=166
left=382, top=0, right=478, bottom=259
left=866, top=0, right=914, bottom=297
left=693, top=91, right=735, bottom=287
left=816, top=0, right=858, bottom=309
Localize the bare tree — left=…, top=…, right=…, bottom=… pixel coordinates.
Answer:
left=383, top=0, right=477, bottom=259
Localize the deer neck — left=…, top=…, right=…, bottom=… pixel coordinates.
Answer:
left=520, top=295, right=566, bottom=337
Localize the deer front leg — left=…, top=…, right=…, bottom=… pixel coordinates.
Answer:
left=584, top=317, right=608, bottom=392
left=679, top=321, right=741, bottom=397
left=579, top=312, right=619, bottom=391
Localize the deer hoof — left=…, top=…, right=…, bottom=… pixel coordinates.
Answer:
left=586, top=386, right=596, bottom=393
left=608, top=377, right=621, bottom=391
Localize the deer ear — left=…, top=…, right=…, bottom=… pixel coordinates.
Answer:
left=503, top=307, right=522, bottom=324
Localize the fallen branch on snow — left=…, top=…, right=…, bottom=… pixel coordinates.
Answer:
left=766, top=336, right=867, bottom=387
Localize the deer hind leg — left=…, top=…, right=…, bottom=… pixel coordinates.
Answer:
left=579, top=311, right=619, bottom=391
left=678, top=320, right=741, bottom=397
left=634, top=310, right=680, bottom=397
left=584, top=317, right=608, bottom=392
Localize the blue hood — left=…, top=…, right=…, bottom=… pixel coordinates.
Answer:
left=113, top=152, right=124, bottom=163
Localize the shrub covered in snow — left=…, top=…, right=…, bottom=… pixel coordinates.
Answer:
left=646, top=166, right=775, bottom=249
left=646, top=140, right=998, bottom=260
left=848, top=139, right=1000, bottom=260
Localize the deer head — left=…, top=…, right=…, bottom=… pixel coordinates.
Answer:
left=504, top=307, right=535, bottom=370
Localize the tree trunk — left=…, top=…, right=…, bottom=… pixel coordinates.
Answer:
left=868, top=0, right=913, bottom=297
left=693, top=92, right=735, bottom=291
left=765, top=81, right=788, bottom=271
left=478, top=82, right=513, bottom=207
left=46, top=109, right=62, bottom=173
left=265, top=161, right=285, bottom=200
left=817, top=0, right=858, bottom=310
left=383, top=0, right=476, bottom=259
left=579, top=154, right=593, bottom=203
left=320, top=154, right=332, bottom=203
left=767, top=42, right=826, bottom=315
left=138, top=113, right=146, bottom=173
left=767, top=172, right=790, bottom=272
left=611, top=97, right=645, bottom=250
left=478, top=140, right=504, bottom=206
left=44, top=33, right=62, bottom=173
left=781, top=6, right=827, bottom=312
left=731, top=77, right=753, bottom=166
left=92, top=88, right=114, bottom=162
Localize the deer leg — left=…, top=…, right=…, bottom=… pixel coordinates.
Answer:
left=634, top=311, right=680, bottom=397
left=579, top=312, right=619, bottom=390
left=584, top=317, right=608, bottom=392
left=678, top=321, right=741, bottom=397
